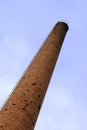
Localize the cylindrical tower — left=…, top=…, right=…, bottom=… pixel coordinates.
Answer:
left=0, top=22, right=68, bottom=130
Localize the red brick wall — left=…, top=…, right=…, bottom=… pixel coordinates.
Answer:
left=0, top=22, right=68, bottom=130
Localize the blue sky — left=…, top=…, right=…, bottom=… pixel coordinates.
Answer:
left=0, top=0, right=87, bottom=130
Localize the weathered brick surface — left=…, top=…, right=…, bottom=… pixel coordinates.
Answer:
left=0, top=22, right=68, bottom=130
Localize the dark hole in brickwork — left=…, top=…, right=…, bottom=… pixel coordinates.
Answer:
left=25, top=99, right=27, bottom=102
left=22, top=76, right=25, bottom=79
left=36, top=94, right=40, bottom=100
left=38, top=105, right=41, bottom=111
left=30, top=101, right=37, bottom=107
left=0, top=125, right=5, bottom=130
left=26, top=103, right=29, bottom=106
left=4, top=108, right=7, bottom=111
left=13, top=103, right=16, bottom=105
left=38, top=88, right=42, bottom=92
left=32, top=83, right=36, bottom=86
left=22, top=103, right=29, bottom=110
left=28, top=112, right=33, bottom=120
left=32, top=121, right=34, bottom=125
left=22, top=108, right=26, bottom=110
left=24, top=105, right=26, bottom=108
left=23, top=93, right=26, bottom=95
left=1, top=125, right=4, bottom=128
left=27, top=89, right=30, bottom=91
left=34, top=102, right=36, bottom=105
left=38, top=95, right=40, bottom=98
left=43, top=78, right=46, bottom=81
left=30, top=101, right=33, bottom=103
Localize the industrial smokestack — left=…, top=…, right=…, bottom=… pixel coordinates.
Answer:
left=0, top=22, right=68, bottom=130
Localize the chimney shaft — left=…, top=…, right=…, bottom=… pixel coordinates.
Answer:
left=0, top=22, right=68, bottom=130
